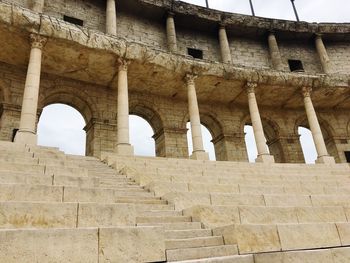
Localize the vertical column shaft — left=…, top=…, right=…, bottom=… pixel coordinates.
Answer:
left=246, top=82, right=269, bottom=156
left=32, top=0, right=45, bottom=13
left=186, top=74, right=205, bottom=153
left=315, top=34, right=331, bottom=74
left=106, top=0, right=117, bottom=35
left=117, top=59, right=130, bottom=145
left=15, top=34, right=47, bottom=144
left=268, top=32, right=284, bottom=71
left=218, top=24, right=232, bottom=64
left=166, top=12, right=177, bottom=53
left=302, top=87, right=329, bottom=157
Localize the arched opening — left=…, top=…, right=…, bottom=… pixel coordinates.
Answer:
left=129, top=115, right=156, bottom=157
left=37, top=104, right=86, bottom=155
left=295, top=117, right=340, bottom=163
left=244, top=125, right=259, bottom=163
left=298, top=126, right=317, bottom=164
left=186, top=122, right=216, bottom=160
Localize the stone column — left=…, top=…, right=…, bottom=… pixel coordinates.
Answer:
left=267, top=31, right=284, bottom=71
left=116, top=58, right=134, bottom=155
left=106, top=0, right=117, bottom=35
left=166, top=12, right=177, bottom=53
left=15, top=34, right=47, bottom=145
left=246, top=82, right=275, bottom=163
left=315, top=34, right=332, bottom=74
left=301, top=87, right=335, bottom=164
left=218, top=24, right=232, bottom=64
left=32, top=0, right=45, bottom=13
left=185, top=74, right=209, bottom=160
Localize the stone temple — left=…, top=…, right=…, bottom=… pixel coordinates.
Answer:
left=0, top=0, right=350, bottom=261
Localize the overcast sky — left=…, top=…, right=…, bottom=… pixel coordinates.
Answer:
left=37, top=0, right=349, bottom=163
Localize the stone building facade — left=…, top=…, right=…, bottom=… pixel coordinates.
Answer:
left=0, top=0, right=349, bottom=163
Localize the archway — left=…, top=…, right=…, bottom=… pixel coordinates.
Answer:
left=242, top=115, right=283, bottom=163
left=295, top=117, right=340, bottom=162
left=298, top=127, right=317, bottom=163
left=129, top=115, right=156, bottom=157
left=37, top=104, right=86, bottom=155
left=186, top=122, right=216, bottom=160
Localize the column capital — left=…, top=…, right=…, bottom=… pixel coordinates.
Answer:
left=167, top=11, right=175, bottom=17
left=29, top=34, right=47, bottom=50
left=117, top=58, right=130, bottom=71
left=301, top=86, right=312, bottom=98
left=245, top=82, right=258, bottom=94
left=315, top=33, right=323, bottom=39
left=219, top=22, right=226, bottom=29
left=184, top=74, right=197, bottom=86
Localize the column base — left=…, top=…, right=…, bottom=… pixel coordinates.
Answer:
left=116, top=144, right=134, bottom=156
left=316, top=155, right=335, bottom=164
left=190, top=151, right=209, bottom=161
left=14, top=130, right=37, bottom=145
left=255, top=154, right=275, bottom=163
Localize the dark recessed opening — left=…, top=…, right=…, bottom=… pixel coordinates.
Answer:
left=288, top=59, right=304, bottom=72
left=345, top=151, right=350, bottom=163
left=63, top=15, right=84, bottom=26
left=187, top=48, right=203, bottom=59
left=12, top=128, right=18, bottom=142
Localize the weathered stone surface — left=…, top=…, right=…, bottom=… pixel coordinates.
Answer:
left=99, top=226, right=166, bottom=262
left=278, top=223, right=341, bottom=250
left=0, top=228, right=98, bottom=262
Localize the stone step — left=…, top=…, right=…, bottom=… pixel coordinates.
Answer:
left=136, top=216, right=192, bottom=224
left=174, top=254, right=254, bottom=263
left=115, top=198, right=167, bottom=205
left=0, top=156, right=38, bottom=165
left=137, top=222, right=202, bottom=230
left=165, top=236, right=224, bottom=250
left=0, top=201, right=176, bottom=229
left=0, top=173, right=53, bottom=185
left=166, top=245, right=238, bottom=261
left=165, top=229, right=213, bottom=239
left=138, top=210, right=182, bottom=217
left=0, top=162, right=45, bottom=174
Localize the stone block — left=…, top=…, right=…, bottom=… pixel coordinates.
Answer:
left=213, top=224, right=281, bottom=254
left=64, top=186, right=114, bottom=203
left=336, top=223, right=350, bottom=245
left=296, top=206, right=347, bottom=223
left=263, top=194, right=311, bottom=206
left=78, top=203, right=137, bottom=227
left=183, top=205, right=240, bottom=228
left=0, top=202, right=77, bottom=229
left=0, top=184, right=63, bottom=202
left=147, top=181, right=188, bottom=196
left=331, top=247, right=350, bottom=263
left=99, top=226, right=166, bottom=262
left=188, top=183, right=239, bottom=194
left=211, top=193, right=265, bottom=206
left=239, top=206, right=298, bottom=224
left=162, top=192, right=211, bottom=210
left=0, top=228, right=98, bottom=262
left=278, top=223, right=341, bottom=250
left=254, top=249, right=334, bottom=263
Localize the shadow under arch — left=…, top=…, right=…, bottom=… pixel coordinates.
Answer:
left=294, top=115, right=339, bottom=162
left=241, top=113, right=284, bottom=162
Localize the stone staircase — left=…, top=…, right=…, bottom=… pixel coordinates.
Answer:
left=104, top=153, right=350, bottom=262
left=0, top=141, right=243, bottom=262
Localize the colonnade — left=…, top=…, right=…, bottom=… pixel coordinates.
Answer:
left=18, top=1, right=336, bottom=163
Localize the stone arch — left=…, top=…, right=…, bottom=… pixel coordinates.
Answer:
left=129, top=99, right=165, bottom=157
left=294, top=114, right=339, bottom=161
left=241, top=113, right=284, bottom=162
left=181, top=110, right=224, bottom=160
left=39, top=86, right=97, bottom=123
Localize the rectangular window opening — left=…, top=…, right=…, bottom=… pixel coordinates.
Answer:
left=63, top=15, right=84, bottom=26
left=288, top=59, right=304, bottom=72
left=187, top=48, right=203, bottom=59
left=345, top=151, right=350, bottom=163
